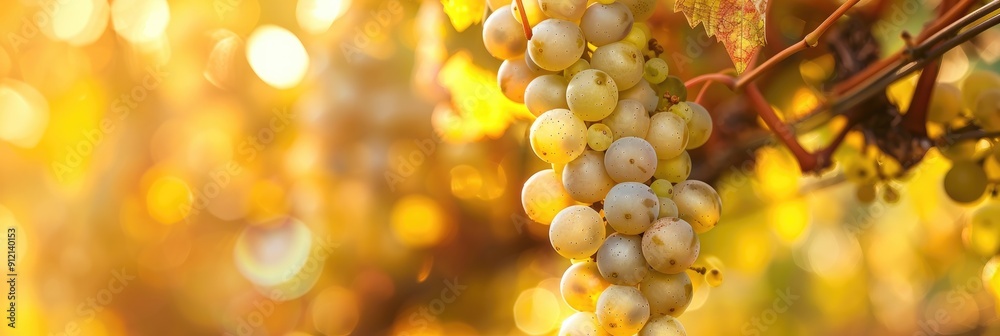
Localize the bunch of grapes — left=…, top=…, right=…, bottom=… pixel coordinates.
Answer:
left=933, top=69, right=1000, bottom=205
left=483, top=0, right=723, bottom=334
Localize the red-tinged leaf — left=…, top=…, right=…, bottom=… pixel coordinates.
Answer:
left=675, top=0, right=768, bottom=73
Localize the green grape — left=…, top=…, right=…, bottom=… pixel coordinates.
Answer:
left=639, top=271, right=692, bottom=317
left=563, top=150, right=616, bottom=203
left=597, top=233, right=650, bottom=285
left=939, top=139, right=992, bottom=161
left=928, top=83, right=963, bottom=124
left=622, top=25, right=647, bottom=50
left=645, top=112, right=689, bottom=160
left=521, top=169, right=577, bottom=224
left=568, top=69, right=619, bottom=121
left=654, top=151, right=691, bottom=183
left=539, top=0, right=587, bottom=21
left=642, top=217, right=699, bottom=274
left=558, top=312, right=610, bottom=336
left=561, top=261, right=611, bottom=312
left=529, top=19, right=586, bottom=71
left=667, top=102, right=693, bottom=123
left=883, top=184, right=900, bottom=204
left=639, top=315, right=687, bottom=336
left=530, top=108, right=588, bottom=164
left=604, top=182, right=659, bottom=234
left=524, top=75, right=569, bottom=117
left=970, top=202, right=1000, bottom=256
left=605, top=137, right=658, bottom=183
left=658, top=197, right=678, bottom=219
left=973, top=89, right=1000, bottom=132
left=705, top=268, right=723, bottom=287
left=671, top=180, right=721, bottom=234
left=620, top=79, right=658, bottom=113
left=685, top=102, right=712, bottom=149
left=550, top=205, right=606, bottom=259
left=602, top=99, right=650, bottom=140
left=592, top=42, right=644, bottom=90
left=961, top=69, right=1000, bottom=113
left=580, top=3, right=633, bottom=47
left=617, top=0, right=656, bottom=21
left=643, top=58, right=669, bottom=84
left=588, top=123, right=614, bottom=152
left=596, top=285, right=650, bottom=336
left=564, top=59, right=590, bottom=81
left=856, top=183, right=877, bottom=203
left=482, top=5, right=528, bottom=60
left=650, top=179, right=673, bottom=198
left=944, top=161, right=988, bottom=204
left=511, top=0, right=547, bottom=28
left=656, top=76, right=687, bottom=107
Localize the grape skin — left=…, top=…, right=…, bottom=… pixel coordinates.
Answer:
left=597, top=233, right=650, bottom=286
left=596, top=285, right=650, bottom=336
left=961, top=69, right=1000, bottom=113
left=591, top=42, right=644, bottom=90
left=580, top=2, right=633, bottom=47
left=638, top=315, right=687, bottom=336
left=525, top=75, right=570, bottom=117
left=654, top=150, right=691, bottom=183
left=641, top=217, right=700, bottom=274
left=511, top=0, right=548, bottom=27
left=539, top=0, right=588, bottom=21
left=587, top=123, right=614, bottom=152
left=604, top=137, right=658, bottom=183
left=483, top=5, right=528, bottom=60
left=550, top=205, right=606, bottom=259
left=529, top=108, right=588, bottom=164
left=560, top=261, right=611, bottom=312
left=973, top=89, right=1000, bottom=131
left=568, top=69, right=620, bottom=121
left=498, top=57, right=550, bottom=103
left=970, top=202, right=1000, bottom=257
left=521, top=169, right=577, bottom=224
left=559, top=312, right=611, bottom=336
left=639, top=271, right=692, bottom=317
left=671, top=180, right=722, bottom=234
left=529, top=19, right=586, bottom=71
left=657, top=197, right=678, bottom=219
left=685, top=102, right=712, bottom=149
left=943, top=160, right=988, bottom=204
left=603, top=182, right=659, bottom=234
left=620, top=79, right=658, bottom=113
left=616, top=0, right=656, bottom=21
left=645, top=112, right=689, bottom=160
left=602, top=99, right=650, bottom=140
left=563, top=150, right=617, bottom=203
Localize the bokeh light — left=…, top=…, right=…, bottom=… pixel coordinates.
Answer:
left=245, top=25, right=310, bottom=89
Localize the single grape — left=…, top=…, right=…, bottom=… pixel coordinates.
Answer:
left=588, top=123, right=614, bottom=152
left=639, top=271, right=692, bottom=317
left=856, top=183, right=877, bottom=204
left=882, top=184, right=900, bottom=204
left=560, top=261, right=611, bottom=312
left=511, top=0, right=547, bottom=27
left=580, top=2, right=633, bottom=47
left=498, top=57, right=549, bottom=103
left=617, top=0, right=656, bottom=20
left=658, top=197, right=678, bottom=219
left=568, top=69, right=619, bottom=121
left=642, top=217, right=699, bottom=274
left=685, top=102, right=712, bottom=149
left=525, top=75, right=570, bottom=117
left=550, top=205, right=606, bottom=259
left=939, top=139, right=991, bottom=161
left=622, top=26, right=647, bottom=50
left=558, top=312, right=610, bottom=336
left=973, top=89, right=1000, bottom=131
left=705, top=268, right=723, bottom=287
left=643, top=58, right=669, bottom=84
left=645, top=112, right=689, bottom=160
left=563, top=150, right=616, bottom=203
left=961, top=69, right=1000, bottom=113
left=529, top=19, right=586, bottom=71
left=654, top=151, right=691, bottom=183
left=524, top=49, right=547, bottom=72
left=657, top=76, right=687, bottom=106
left=604, top=182, right=659, bottom=234
left=667, top=102, right=693, bottom=123
left=604, top=137, right=658, bottom=183
left=944, top=160, right=988, bottom=204
left=638, top=315, right=687, bottom=336
left=564, top=59, right=590, bottom=81
left=970, top=202, right=1000, bottom=257
left=483, top=5, right=528, bottom=60
left=602, top=99, right=650, bottom=140
left=539, top=0, right=587, bottom=21
left=620, top=79, right=658, bottom=113
left=591, top=42, right=644, bottom=90
left=529, top=108, right=588, bottom=164
left=596, top=233, right=650, bottom=285
left=928, top=82, right=963, bottom=124
left=596, top=285, right=650, bottom=336
left=521, top=169, right=577, bottom=224
left=650, top=179, right=673, bottom=198
left=671, top=180, right=721, bottom=234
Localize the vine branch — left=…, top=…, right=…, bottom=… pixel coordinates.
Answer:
left=515, top=0, right=532, bottom=40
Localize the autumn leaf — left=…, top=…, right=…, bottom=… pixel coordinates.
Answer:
left=437, top=51, right=533, bottom=142
left=441, top=0, right=485, bottom=32
left=675, top=0, right=768, bottom=73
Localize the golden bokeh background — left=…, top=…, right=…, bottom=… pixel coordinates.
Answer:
left=1, top=0, right=1000, bottom=335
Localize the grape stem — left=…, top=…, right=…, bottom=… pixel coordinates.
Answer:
left=689, top=266, right=707, bottom=275
left=901, top=59, right=940, bottom=137
left=514, top=0, right=533, bottom=40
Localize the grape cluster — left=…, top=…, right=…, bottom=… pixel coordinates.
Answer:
left=483, top=1, right=723, bottom=334
left=934, top=69, right=1000, bottom=204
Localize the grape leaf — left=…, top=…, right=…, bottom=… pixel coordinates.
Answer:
left=675, top=0, right=768, bottom=73
left=441, top=0, right=485, bottom=32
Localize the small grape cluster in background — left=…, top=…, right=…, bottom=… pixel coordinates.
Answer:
left=482, top=0, right=723, bottom=333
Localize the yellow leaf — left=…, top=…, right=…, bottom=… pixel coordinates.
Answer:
left=437, top=51, right=532, bottom=142
left=675, top=0, right=768, bottom=73
left=442, top=0, right=485, bottom=32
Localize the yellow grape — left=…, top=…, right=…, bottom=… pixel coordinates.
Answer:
left=654, top=150, right=691, bottom=183
left=530, top=108, right=588, bottom=164
left=550, top=205, right=606, bottom=259
left=974, top=89, right=1000, bottom=131
left=564, top=59, right=590, bottom=82
left=511, top=0, right=547, bottom=27
left=939, top=139, right=991, bottom=162
left=928, top=83, right=963, bottom=124
left=671, top=180, right=721, bottom=233
left=882, top=184, right=900, bottom=204
left=961, top=69, right=1000, bottom=113
left=970, top=202, right=1000, bottom=257
left=639, top=315, right=687, bottom=336
left=650, top=179, right=673, bottom=198
left=623, top=26, right=647, bottom=51
left=943, top=161, right=988, bottom=204
left=588, top=123, right=614, bottom=151
left=558, top=312, right=611, bottom=336
left=521, top=169, right=577, bottom=224
left=560, top=261, right=611, bottom=312
left=596, top=285, right=650, bottom=336
left=639, top=271, right=692, bottom=317
left=856, top=183, right=877, bottom=204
